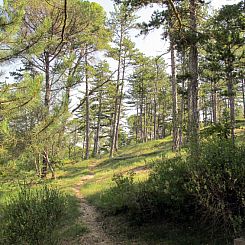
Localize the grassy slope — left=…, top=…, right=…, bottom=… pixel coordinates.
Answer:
left=0, top=123, right=244, bottom=243
left=55, top=125, right=245, bottom=244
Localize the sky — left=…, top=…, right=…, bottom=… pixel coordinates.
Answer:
left=91, top=0, right=242, bottom=119
left=93, top=0, right=242, bottom=58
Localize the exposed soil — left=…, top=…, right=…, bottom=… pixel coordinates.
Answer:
left=72, top=165, right=150, bottom=245
left=72, top=173, right=118, bottom=245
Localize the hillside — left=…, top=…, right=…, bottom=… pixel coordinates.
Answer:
left=1, top=126, right=245, bottom=244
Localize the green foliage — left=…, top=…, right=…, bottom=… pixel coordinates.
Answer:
left=101, top=139, right=245, bottom=241
left=0, top=185, right=67, bottom=245
left=100, top=171, right=136, bottom=215
left=187, top=139, right=245, bottom=236
left=101, top=157, right=194, bottom=225
left=201, top=122, right=231, bottom=139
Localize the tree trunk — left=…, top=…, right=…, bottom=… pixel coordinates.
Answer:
left=35, top=154, right=40, bottom=177
left=110, top=27, right=123, bottom=158
left=179, top=50, right=186, bottom=147
left=179, top=78, right=185, bottom=147
left=189, top=0, right=199, bottom=156
left=211, top=79, right=218, bottom=124
left=82, top=132, right=86, bottom=160
left=170, top=36, right=179, bottom=151
left=93, top=91, right=102, bottom=157
left=140, top=85, right=144, bottom=142
left=115, top=55, right=126, bottom=152
left=46, top=152, right=55, bottom=179
left=41, top=51, right=51, bottom=178
left=136, top=104, right=139, bottom=143
left=85, top=50, right=90, bottom=160
left=187, top=81, right=191, bottom=143
left=144, top=98, right=147, bottom=142
left=153, top=58, right=159, bottom=140
left=242, top=79, right=245, bottom=118
left=227, top=71, right=235, bottom=144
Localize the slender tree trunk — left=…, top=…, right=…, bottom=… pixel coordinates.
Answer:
left=170, top=36, right=179, bottom=151
left=115, top=55, right=126, bottom=152
left=227, top=69, right=235, bottom=144
left=179, top=78, right=185, bottom=147
left=242, top=79, right=245, bottom=118
left=162, top=113, right=166, bottom=138
left=93, top=92, right=102, bottom=157
left=82, top=132, right=86, bottom=160
left=179, top=50, right=186, bottom=147
left=153, top=59, right=159, bottom=140
left=140, top=86, right=144, bottom=142
left=187, top=81, right=191, bottom=143
left=150, top=103, right=153, bottom=140
left=211, top=79, right=218, bottom=124
left=189, top=0, right=199, bottom=156
left=204, top=97, right=208, bottom=126
left=85, top=50, right=90, bottom=159
left=41, top=51, right=51, bottom=178
left=136, top=103, right=139, bottom=143
left=35, top=154, right=40, bottom=177
left=144, top=98, right=147, bottom=142
left=110, top=27, right=123, bottom=158
left=46, top=151, right=55, bottom=179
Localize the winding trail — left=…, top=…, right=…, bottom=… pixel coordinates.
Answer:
left=72, top=171, right=117, bottom=245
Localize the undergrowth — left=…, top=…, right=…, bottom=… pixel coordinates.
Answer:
left=0, top=184, right=84, bottom=245
left=100, top=138, right=245, bottom=244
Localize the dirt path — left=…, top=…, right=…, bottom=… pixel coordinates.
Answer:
left=72, top=172, right=117, bottom=245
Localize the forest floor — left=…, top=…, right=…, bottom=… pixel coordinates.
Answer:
left=72, top=172, right=114, bottom=245
left=71, top=161, right=150, bottom=244
left=62, top=123, right=245, bottom=244
left=1, top=122, right=245, bottom=244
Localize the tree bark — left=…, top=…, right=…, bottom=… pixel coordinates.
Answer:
left=170, top=35, right=179, bottom=151
left=136, top=103, right=139, bottom=143
left=227, top=68, right=235, bottom=144
left=179, top=50, right=186, bottom=147
left=115, top=55, right=126, bottom=152
left=144, top=97, right=147, bottom=142
left=110, top=26, right=123, bottom=158
left=41, top=51, right=51, bottom=178
left=242, top=79, right=245, bottom=118
left=93, top=91, right=102, bottom=157
left=85, top=49, right=90, bottom=159
left=211, top=79, right=218, bottom=124
left=153, top=58, right=160, bottom=140
left=189, top=0, right=199, bottom=156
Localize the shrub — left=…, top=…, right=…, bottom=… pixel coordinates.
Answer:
left=149, top=140, right=245, bottom=236
left=102, top=138, right=245, bottom=240
left=101, top=158, right=196, bottom=225
left=100, top=171, right=136, bottom=214
left=0, top=184, right=67, bottom=245
left=147, top=157, right=198, bottom=221
left=187, top=139, right=245, bottom=236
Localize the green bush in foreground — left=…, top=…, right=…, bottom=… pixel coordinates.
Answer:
left=188, top=139, right=245, bottom=236
left=0, top=185, right=67, bottom=245
left=101, top=139, right=245, bottom=241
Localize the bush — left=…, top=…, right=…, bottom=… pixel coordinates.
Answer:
left=0, top=185, right=67, bottom=245
left=102, top=138, right=245, bottom=240
left=101, top=158, right=196, bottom=225
left=100, top=171, right=136, bottom=215
left=187, top=139, right=245, bottom=236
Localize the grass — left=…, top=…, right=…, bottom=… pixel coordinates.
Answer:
left=0, top=124, right=244, bottom=244
left=79, top=137, right=177, bottom=206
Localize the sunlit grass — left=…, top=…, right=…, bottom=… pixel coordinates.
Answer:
left=0, top=124, right=244, bottom=243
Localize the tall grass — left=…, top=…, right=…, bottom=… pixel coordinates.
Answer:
left=0, top=185, right=67, bottom=245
